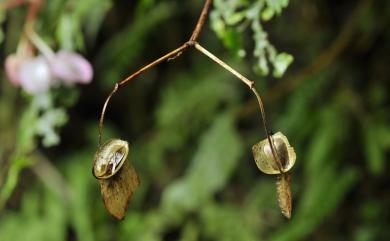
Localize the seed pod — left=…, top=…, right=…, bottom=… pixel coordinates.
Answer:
left=252, top=132, right=296, bottom=174
left=93, top=139, right=129, bottom=179
left=93, top=139, right=140, bottom=220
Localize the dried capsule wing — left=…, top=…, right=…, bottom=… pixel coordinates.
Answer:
left=99, top=160, right=140, bottom=220
left=252, top=132, right=296, bottom=174
left=276, top=174, right=292, bottom=219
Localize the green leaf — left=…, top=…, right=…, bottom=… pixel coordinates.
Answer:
left=200, top=202, right=258, bottom=241
left=266, top=0, right=289, bottom=14
left=362, top=123, right=385, bottom=175
left=273, top=52, right=294, bottom=77
left=161, top=113, right=243, bottom=217
left=35, top=108, right=68, bottom=147
left=185, top=113, right=243, bottom=197
left=0, top=155, right=34, bottom=209
left=262, top=7, right=275, bottom=21
left=0, top=186, right=67, bottom=241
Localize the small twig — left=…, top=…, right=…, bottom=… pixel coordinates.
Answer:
left=194, top=42, right=283, bottom=172
left=98, top=0, right=283, bottom=171
left=98, top=0, right=213, bottom=145
left=189, top=0, right=212, bottom=42
left=98, top=0, right=283, bottom=174
left=99, top=83, right=119, bottom=145
left=26, top=28, right=55, bottom=58
left=194, top=43, right=254, bottom=88
left=117, top=44, right=189, bottom=87
left=252, top=88, right=284, bottom=173
left=98, top=44, right=189, bottom=145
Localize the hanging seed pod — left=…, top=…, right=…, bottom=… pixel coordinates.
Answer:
left=93, top=139, right=140, bottom=220
left=276, top=174, right=292, bottom=219
left=252, top=132, right=296, bottom=174
left=93, top=139, right=129, bottom=179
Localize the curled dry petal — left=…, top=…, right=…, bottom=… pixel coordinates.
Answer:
left=50, top=50, right=93, bottom=84
left=18, top=56, right=54, bottom=95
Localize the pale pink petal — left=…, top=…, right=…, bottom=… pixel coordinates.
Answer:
left=18, top=56, right=54, bottom=95
left=4, top=54, right=26, bottom=86
left=50, top=50, right=93, bottom=84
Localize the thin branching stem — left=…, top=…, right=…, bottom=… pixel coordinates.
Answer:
left=194, top=43, right=283, bottom=172
left=98, top=44, right=189, bottom=144
left=190, top=0, right=212, bottom=42
left=98, top=0, right=282, bottom=173
left=98, top=0, right=213, bottom=145
left=193, top=43, right=254, bottom=88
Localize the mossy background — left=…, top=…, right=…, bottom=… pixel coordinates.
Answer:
left=0, top=0, right=389, bottom=241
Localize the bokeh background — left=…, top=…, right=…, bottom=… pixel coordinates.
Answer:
left=0, top=0, right=389, bottom=241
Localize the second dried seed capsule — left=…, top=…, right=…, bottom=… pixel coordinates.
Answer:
left=252, top=132, right=296, bottom=174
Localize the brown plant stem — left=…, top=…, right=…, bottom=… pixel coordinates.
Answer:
left=98, top=43, right=192, bottom=144
left=98, top=0, right=281, bottom=174
left=99, top=0, right=283, bottom=171
left=194, top=43, right=283, bottom=172
left=98, top=0, right=212, bottom=145
left=190, top=0, right=212, bottom=42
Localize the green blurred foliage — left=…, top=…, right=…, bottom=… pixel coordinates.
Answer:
left=210, top=0, right=293, bottom=76
left=1, top=0, right=390, bottom=241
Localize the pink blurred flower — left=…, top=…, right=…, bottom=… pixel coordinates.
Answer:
left=49, top=50, right=93, bottom=84
left=18, top=55, right=54, bottom=95
left=5, top=54, right=26, bottom=86
left=4, top=39, right=35, bottom=86
left=4, top=34, right=93, bottom=95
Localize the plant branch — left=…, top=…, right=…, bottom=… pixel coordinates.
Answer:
left=98, top=1, right=283, bottom=172
left=190, top=0, right=212, bottom=42
left=194, top=42, right=284, bottom=173
left=194, top=43, right=253, bottom=87
left=98, top=0, right=213, bottom=145
left=117, top=44, right=189, bottom=87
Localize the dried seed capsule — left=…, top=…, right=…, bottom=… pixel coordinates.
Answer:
left=93, top=139, right=128, bottom=179
left=93, top=139, right=140, bottom=219
left=252, top=132, right=296, bottom=174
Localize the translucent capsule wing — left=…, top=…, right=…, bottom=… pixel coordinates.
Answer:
left=276, top=174, right=292, bottom=219
left=99, top=160, right=140, bottom=219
